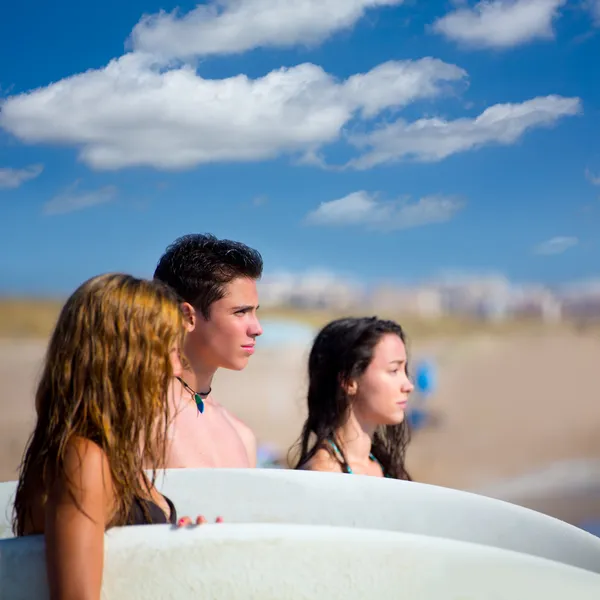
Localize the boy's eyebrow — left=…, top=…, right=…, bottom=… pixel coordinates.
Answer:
left=389, top=359, right=406, bottom=365
left=231, top=304, right=259, bottom=311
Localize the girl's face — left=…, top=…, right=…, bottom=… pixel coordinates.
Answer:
left=351, top=334, right=414, bottom=426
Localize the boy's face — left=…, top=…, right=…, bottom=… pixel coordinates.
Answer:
left=185, top=277, right=262, bottom=372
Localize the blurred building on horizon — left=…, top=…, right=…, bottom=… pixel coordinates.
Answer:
left=258, top=271, right=600, bottom=323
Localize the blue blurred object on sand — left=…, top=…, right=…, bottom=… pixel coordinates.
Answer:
left=407, top=410, right=428, bottom=429
left=407, top=359, right=437, bottom=430
left=257, top=443, right=283, bottom=468
left=415, top=360, right=436, bottom=395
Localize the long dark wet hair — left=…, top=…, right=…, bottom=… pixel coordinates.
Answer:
left=291, top=317, right=412, bottom=480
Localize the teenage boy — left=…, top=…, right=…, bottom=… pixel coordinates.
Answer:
left=154, top=233, right=263, bottom=468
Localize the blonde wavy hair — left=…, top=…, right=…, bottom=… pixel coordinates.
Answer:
left=13, top=273, right=185, bottom=535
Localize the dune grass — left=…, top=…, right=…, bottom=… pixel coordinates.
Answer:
left=0, top=298, right=65, bottom=338
left=0, top=297, right=591, bottom=341
left=261, top=305, right=596, bottom=338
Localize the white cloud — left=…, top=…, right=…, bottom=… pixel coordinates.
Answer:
left=585, top=168, right=600, bottom=186
left=432, top=0, right=566, bottom=49
left=43, top=181, right=117, bottom=215
left=534, top=236, right=578, bottom=256
left=0, top=54, right=465, bottom=171
left=252, top=194, right=269, bottom=206
left=344, top=59, right=467, bottom=118
left=305, top=191, right=464, bottom=230
left=591, top=0, right=600, bottom=23
left=130, top=0, right=403, bottom=60
left=0, top=164, right=43, bottom=189
left=347, top=95, right=581, bottom=169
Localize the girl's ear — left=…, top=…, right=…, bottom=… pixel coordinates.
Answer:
left=340, top=378, right=358, bottom=396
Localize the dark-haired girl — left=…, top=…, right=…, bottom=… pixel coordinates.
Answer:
left=292, top=317, right=413, bottom=480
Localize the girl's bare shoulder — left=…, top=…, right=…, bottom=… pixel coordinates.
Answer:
left=302, top=447, right=342, bottom=473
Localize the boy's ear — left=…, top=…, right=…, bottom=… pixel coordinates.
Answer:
left=181, top=302, right=196, bottom=332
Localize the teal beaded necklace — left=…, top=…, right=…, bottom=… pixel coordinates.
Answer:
left=177, top=376, right=211, bottom=414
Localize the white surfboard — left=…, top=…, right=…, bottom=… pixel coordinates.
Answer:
left=2, top=468, right=600, bottom=573
left=1, top=482, right=15, bottom=540
left=154, top=468, right=600, bottom=573
left=2, top=523, right=600, bottom=599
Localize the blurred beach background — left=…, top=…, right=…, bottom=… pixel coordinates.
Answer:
left=2, top=273, right=599, bottom=533
left=2, top=0, right=600, bottom=561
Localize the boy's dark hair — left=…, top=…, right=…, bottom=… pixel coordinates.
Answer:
left=153, top=234, right=263, bottom=319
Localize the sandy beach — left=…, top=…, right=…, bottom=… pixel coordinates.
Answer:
left=1, top=329, right=599, bottom=526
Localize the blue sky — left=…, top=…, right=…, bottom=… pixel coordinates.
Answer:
left=1, top=0, right=599, bottom=295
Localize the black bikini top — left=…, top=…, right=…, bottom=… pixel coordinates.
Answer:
left=126, top=494, right=178, bottom=526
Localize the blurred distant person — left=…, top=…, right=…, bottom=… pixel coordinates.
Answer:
left=154, top=234, right=263, bottom=469
left=13, top=274, right=214, bottom=600
left=292, top=317, right=413, bottom=479
left=406, top=359, right=437, bottom=430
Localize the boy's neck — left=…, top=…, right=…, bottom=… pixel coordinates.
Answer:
left=182, top=365, right=215, bottom=397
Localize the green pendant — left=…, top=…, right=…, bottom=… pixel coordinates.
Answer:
left=194, top=394, right=205, bottom=414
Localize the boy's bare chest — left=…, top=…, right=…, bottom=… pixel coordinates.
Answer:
left=167, top=400, right=249, bottom=468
